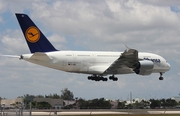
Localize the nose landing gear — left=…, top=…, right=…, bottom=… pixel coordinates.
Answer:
left=159, top=72, right=164, bottom=80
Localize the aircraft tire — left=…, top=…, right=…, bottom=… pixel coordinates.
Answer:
left=88, top=76, right=92, bottom=80
left=109, top=76, right=113, bottom=80
left=103, top=78, right=108, bottom=81
left=159, top=77, right=164, bottom=80
left=113, top=77, right=118, bottom=81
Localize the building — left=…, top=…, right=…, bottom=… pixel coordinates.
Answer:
left=171, top=96, right=180, bottom=102
left=1, top=98, right=23, bottom=109
left=63, top=100, right=75, bottom=106
left=1, top=97, right=64, bottom=109
left=34, top=98, right=63, bottom=109
left=110, top=100, right=118, bottom=109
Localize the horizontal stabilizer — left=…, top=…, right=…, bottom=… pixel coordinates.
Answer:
left=0, top=55, right=20, bottom=59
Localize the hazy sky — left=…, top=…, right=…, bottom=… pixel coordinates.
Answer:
left=0, top=0, right=180, bottom=100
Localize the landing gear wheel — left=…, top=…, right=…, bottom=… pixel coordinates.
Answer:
left=159, top=77, right=164, bottom=80
left=87, top=75, right=108, bottom=82
left=95, top=77, right=100, bottom=81
left=103, top=78, right=108, bottom=81
left=109, top=76, right=113, bottom=80
left=88, top=76, right=92, bottom=80
left=109, top=75, right=118, bottom=81
left=113, top=77, right=118, bottom=81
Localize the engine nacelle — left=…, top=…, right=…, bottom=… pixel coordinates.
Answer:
left=133, top=60, right=154, bottom=75
left=135, top=69, right=153, bottom=75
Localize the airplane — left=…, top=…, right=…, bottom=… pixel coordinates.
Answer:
left=3, top=13, right=171, bottom=81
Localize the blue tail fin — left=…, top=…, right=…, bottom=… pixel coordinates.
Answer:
left=15, top=13, right=57, bottom=53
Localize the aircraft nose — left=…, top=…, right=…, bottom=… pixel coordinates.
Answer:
left=167, top=63, right=171, bottom=70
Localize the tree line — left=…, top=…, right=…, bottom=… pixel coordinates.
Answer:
left=78, top=98, right=112, bottom=109
left=18, top=88, right=74, bottom=100
left=1, top=88, right=180, bottom=109
left=117, top=98, right=178, bottom=109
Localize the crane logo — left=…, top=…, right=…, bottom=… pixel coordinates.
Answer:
left=25, top=26, right=40, bottom=43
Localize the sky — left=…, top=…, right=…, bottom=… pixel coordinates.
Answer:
left=0, top=0, right=180, bottom=100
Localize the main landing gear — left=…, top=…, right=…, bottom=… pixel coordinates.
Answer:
left=87, top=75, right=118, bottom=82
left=88, top=75, right=108, bottom=81
left=109, top=75, right=118, bottom=81
left=159, top=72, right=164, bottom=80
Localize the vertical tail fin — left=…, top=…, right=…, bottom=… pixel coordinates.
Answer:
left=15, top=13, right=57, bottom=53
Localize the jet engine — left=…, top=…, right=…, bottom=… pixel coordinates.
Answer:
left=133, top=60, right=154, bottom=75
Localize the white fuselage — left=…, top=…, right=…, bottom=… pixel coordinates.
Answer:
left=21, top=51, right=170, bottom=76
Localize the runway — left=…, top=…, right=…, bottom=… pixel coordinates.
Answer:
left=2, top=109, right=180, bottom=116
left=1, top=111, right=130, bottom=116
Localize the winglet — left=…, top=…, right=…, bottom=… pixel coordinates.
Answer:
left=124, top=44, right=130, bottom=52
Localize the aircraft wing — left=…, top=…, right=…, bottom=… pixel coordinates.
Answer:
left=104, top=48, right=139, bottom=74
